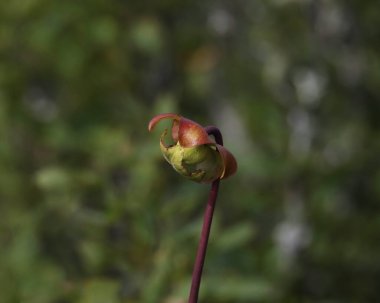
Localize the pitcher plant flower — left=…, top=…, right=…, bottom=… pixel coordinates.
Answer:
left=148, top=113, right=237, bottom=183
left=148, top=113, right=237, bottom=303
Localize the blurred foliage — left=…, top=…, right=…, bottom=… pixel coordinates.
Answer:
left=1, top=0, right=380, bottom=302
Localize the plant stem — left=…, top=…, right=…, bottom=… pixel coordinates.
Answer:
left=188, top=126, right=223, bottom=303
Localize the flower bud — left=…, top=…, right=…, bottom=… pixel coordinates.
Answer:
left=149, top=113, right=237, bottom=183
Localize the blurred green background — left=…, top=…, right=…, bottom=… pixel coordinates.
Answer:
left=1, top=0, right=380, bottom=302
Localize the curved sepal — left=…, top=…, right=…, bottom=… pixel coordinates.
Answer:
left=148, top=113, right=180, bottom=132
left=216, top=144, right=238, bottom=179
left=178, top=118, right=214, bottom=147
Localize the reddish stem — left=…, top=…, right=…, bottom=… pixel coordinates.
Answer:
left=188, top=126, right=223, bottom=303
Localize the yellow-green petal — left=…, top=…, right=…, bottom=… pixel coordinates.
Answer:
left=160, top=138, right=223, bottom=183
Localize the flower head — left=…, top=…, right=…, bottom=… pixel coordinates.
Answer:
left=148, top=113, right=237, bottom=183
